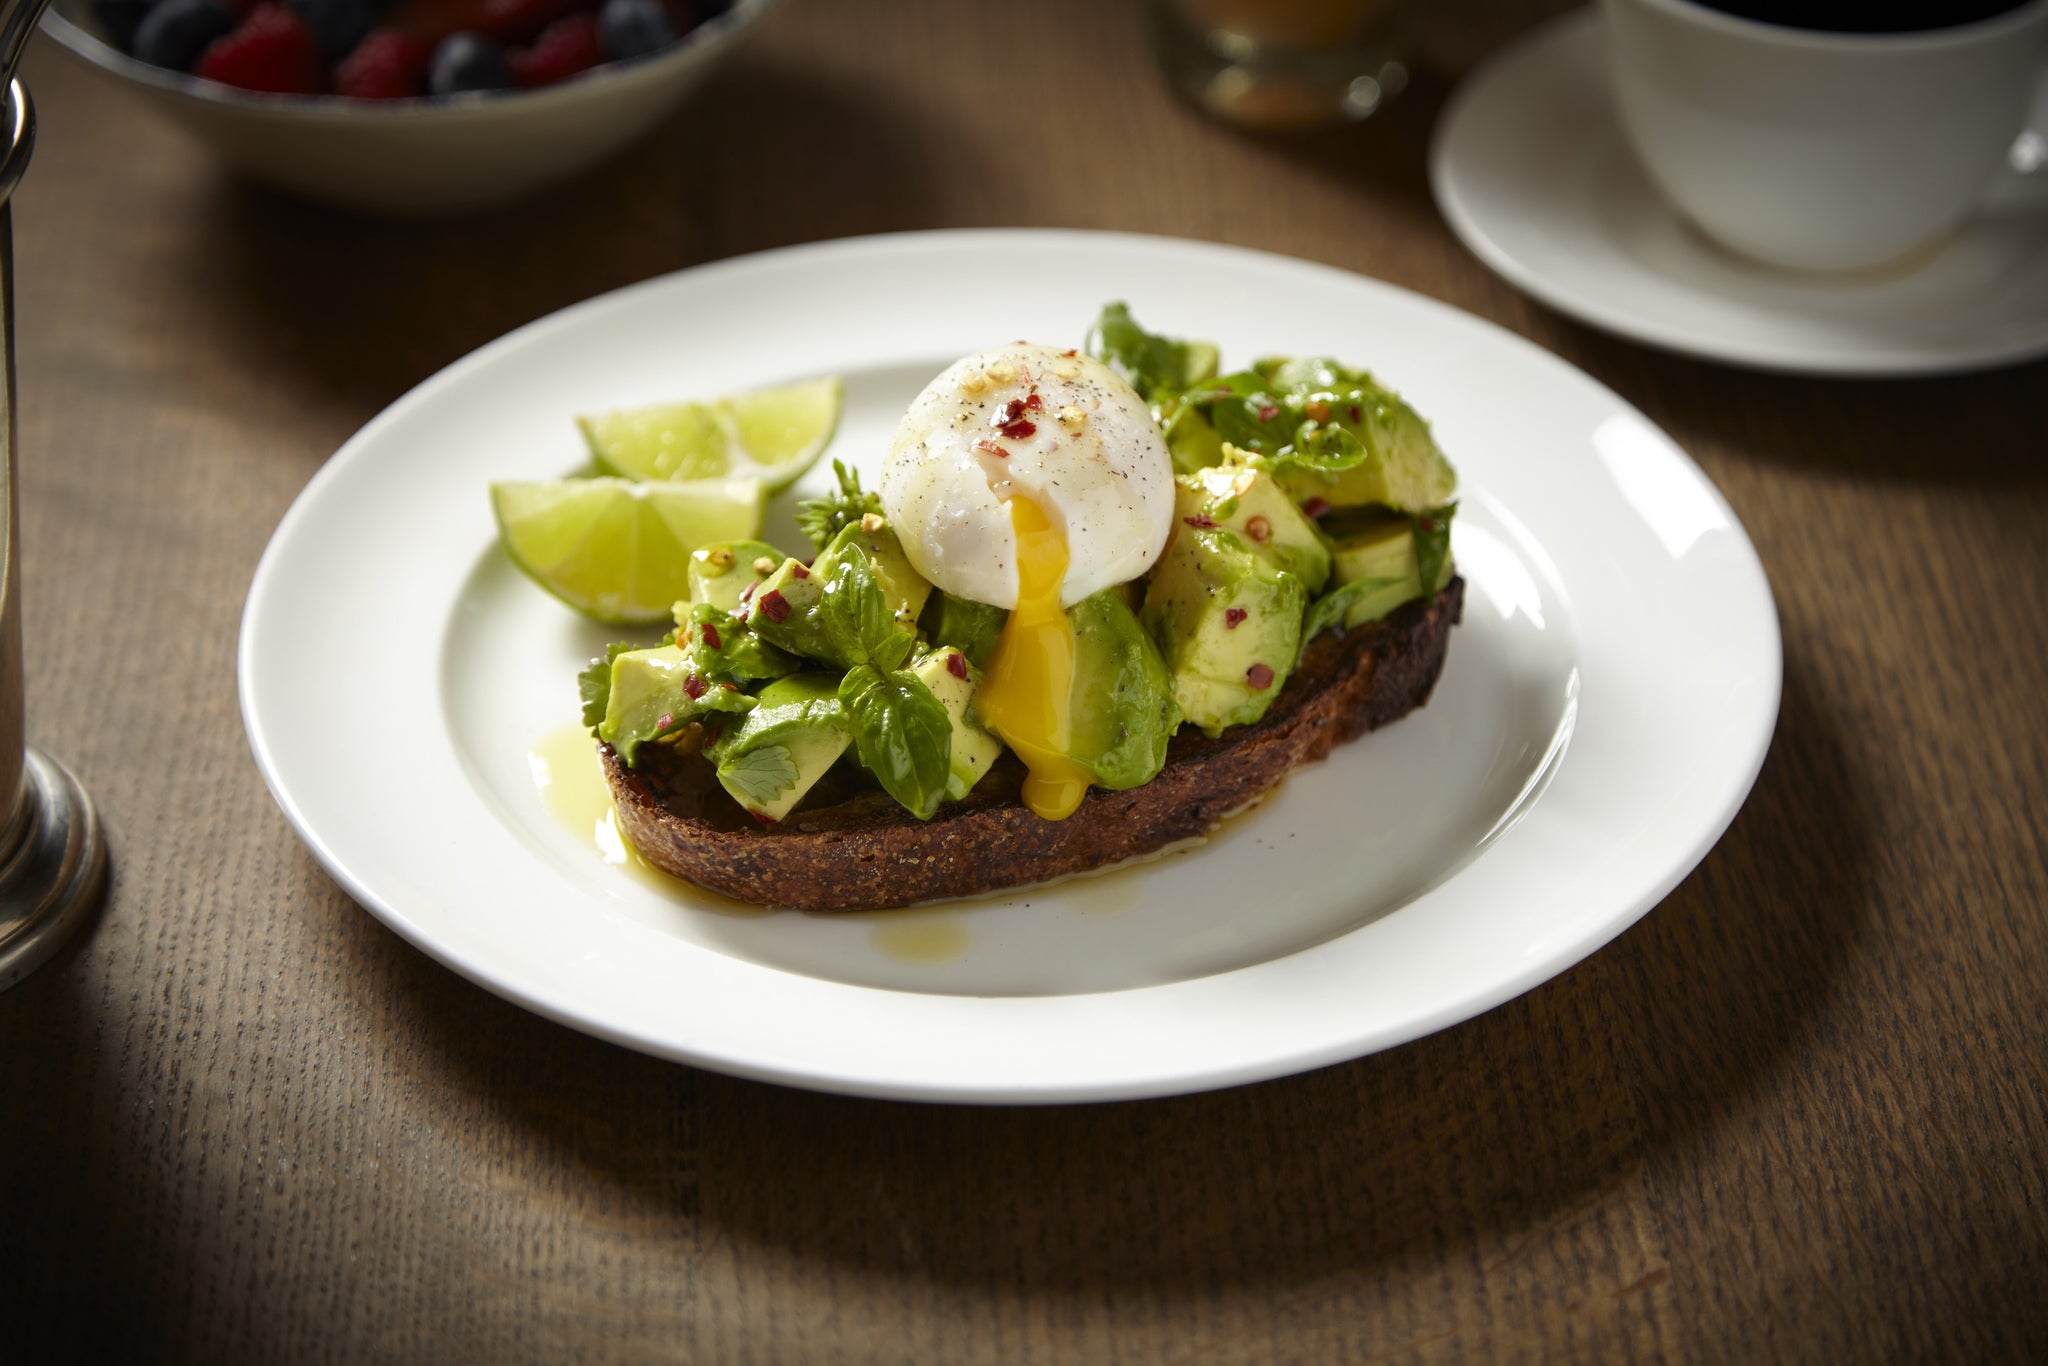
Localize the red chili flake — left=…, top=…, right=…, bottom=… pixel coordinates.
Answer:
left=1246, top=663, right=1275, bottom=691
left=791, top=562, right=810, bottom=579
left=1000, top=418, right=1037, bottom=439
left=1213, top=386, right=1233, bottom=398
left=1348, top=405, right=1362, bottom=423
left=1024, top=392, right=1043, bottom=411
left=682, top=674, right=707, bottom=700
left=657, top=711, right=675, bottom=730
left=1245, top=515, right=1272, bottom=543
left=975, top=438, right=1008, bottom=457
left=1302, top=497, right=1330, bottom=519
left=749, top=810, right=779, bottom=825
left=1060, top=349, right=1077, bottom=357
left=720, top=681, right=739, bottom=691
left=946, top=652, right=969, bottom=680
left=1420, top=516, right=1437, bottom=532
left=996, top=398, right=1027, bottom=426
left=700, top=623, right=722, bottom=650
left=739, top=581, right=758, bottom=603
left=1257, top=404, right=1279, bottom=423
left=758, top=589, right=791, bottom=623
left=1183, top=514, right=1218, bottom=530
left=1225, top=608, right=1247, bottom=630
left=1306, top=401, right=1331, bottom=422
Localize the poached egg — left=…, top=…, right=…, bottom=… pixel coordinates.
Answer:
left=881, top=343, right=1176, bottom=820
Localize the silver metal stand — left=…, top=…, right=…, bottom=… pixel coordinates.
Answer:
left=0, top=81, right=105, bottom=992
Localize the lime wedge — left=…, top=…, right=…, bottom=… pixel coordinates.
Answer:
left=491, top=476, right=766, bottom=625
left=578, top=376, right=842, bottom=491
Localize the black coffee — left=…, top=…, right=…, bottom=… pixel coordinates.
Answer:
left=1691, top=0, right=2030, bottom=33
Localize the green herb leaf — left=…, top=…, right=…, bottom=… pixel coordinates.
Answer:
left=816, top=537, right=896, bottom=665
left=838, top=663, right=953, bottom=820
left=1301, top=576, right=1406, bottom=649
left=720, top=743, right=799, bottom=807
left=1085, top=302, right=1220, bottom=397
left=795, top=460, right=882, bottom=555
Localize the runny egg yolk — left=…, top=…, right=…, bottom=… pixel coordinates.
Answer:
left=977, top=495, right=1092, bottom=821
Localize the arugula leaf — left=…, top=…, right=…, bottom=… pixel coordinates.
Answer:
left=1413, top=506, right=1455, bottom=594
left=578, top=641, right=638, bottom=730
left=1301, top=576, right=1407, bottom=649
left=838, top=663, right=953, bottom=820
left=795, top=460, right=882, bottom=555
left=720, top=744, right=799, bottom=807
left=1085, top=302, right=1219, bottom=397
left=919, top=592, right=1008, bottom=669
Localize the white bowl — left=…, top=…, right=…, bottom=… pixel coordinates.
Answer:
left=40, top=0, right=775, bottom=215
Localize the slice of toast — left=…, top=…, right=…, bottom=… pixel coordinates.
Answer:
left=602, top=577, right=1464, bottom=911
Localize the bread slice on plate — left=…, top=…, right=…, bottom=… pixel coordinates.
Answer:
left=602, top=578, right=1463, bottom=911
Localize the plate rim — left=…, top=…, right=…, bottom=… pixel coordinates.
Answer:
left=1428, top=8, right=2048, bottom=379
left=239, top=227, right=1783, bottom=1103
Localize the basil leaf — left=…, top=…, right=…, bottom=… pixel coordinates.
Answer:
left=838, top=663, right=952, bottom=821
left=817, top=537, right=896, bottom=665
left=1413, top=505, right=1455, bottom=594
left=1301, top=576, right=1406, bottom=650
left=720, top=744, right=799, bottom=807
left=1085, top=302, right=1219, bottom=397
left=795, top=460, right=882, bottom=555
left=919, top=592, right=1008, bottom=669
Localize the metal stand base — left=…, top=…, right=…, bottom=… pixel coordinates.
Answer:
left=0, top=745, right=106, bottom=991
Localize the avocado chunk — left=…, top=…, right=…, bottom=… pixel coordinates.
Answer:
left=910, top=647, right=1003, bottom=801
left=918, top=591, right=1008, bottom=671
left=599, top=643, right=756, bottom=767
left=685, top=539, right=784, bottom=614
left=1303, top=507, right=1457, bottom=642
left=746, top=519, right=933, bottom=668
left=708, top=672, right=852, bottom=823
left=1274, top=387, right=1457, bottom=514
left=1141, top=527, right=1306, bottom=737
left=1180, top=462, right=1331, bottom=594
left=1066, top=589, right=1180, bottom=790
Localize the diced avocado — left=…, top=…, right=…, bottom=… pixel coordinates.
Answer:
left=1141, top=527, right=1305, bottom=737
left=1275, top=388, right=1457, bottom=514
left=709, top=673, right=851, bottom=823
left=676, top=601, right=800, bottom=683
left=910, top=647, right=1003, bottom=801
left=1303, top=508, right=1457, bottom=643
left=919, top=591, right=1008, bottom=670
left=599, top=644, right=755, bottom=766
left=1066, top=589, right=1180, bottom=789
left=1181, top=461, right=1331, bottom=594
left=1159, top=397, right=1226, bottom=474
left=747, top=519, right=933, bottom=668
left=685, top=539, right=784, bottom=614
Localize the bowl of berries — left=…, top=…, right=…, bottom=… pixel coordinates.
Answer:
left=40, top=0, right=771, bottom=214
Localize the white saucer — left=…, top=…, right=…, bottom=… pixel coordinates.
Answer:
left=1429, top=8, right=2048, bottom=377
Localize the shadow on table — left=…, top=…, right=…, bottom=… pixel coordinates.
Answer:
left=164, top=55, right=960, bottom=435
left=355, top=655, right=1868, bottom=1306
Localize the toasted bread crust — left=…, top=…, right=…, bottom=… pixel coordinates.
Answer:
left=603, top=577, right=1464, bottom=911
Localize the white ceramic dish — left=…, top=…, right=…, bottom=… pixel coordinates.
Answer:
left=1429, top=8, right=2048, bottom=376
left=39, top=0, right=774, bottom=216
left=239, top=229, right=1781, bottom=1104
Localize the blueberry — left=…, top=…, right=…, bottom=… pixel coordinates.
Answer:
left=129, top=0, right=235, bottom=70
left=596, top=0, right=672, bottom=62
left=286, top=0, right=374, bottom=58
left=427, top=32, right=509, bottom=94
left=91, top=0, right=154, bottom=52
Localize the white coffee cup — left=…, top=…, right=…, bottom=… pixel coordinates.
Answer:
left=1601, top=0, right=2048, bottom=272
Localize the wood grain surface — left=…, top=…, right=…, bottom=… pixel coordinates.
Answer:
left=2, top=1, right=2043, bottom=1360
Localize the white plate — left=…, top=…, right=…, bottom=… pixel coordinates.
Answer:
left=239, top=229, right=1780, bottom=1103
left=1429, top=9, right=2048, bottom=377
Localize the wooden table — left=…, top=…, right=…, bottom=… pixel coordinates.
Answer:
left=4, top=2, right=2043, bottom=1360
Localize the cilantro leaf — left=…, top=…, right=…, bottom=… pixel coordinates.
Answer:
left=578, top=641, right=639, bottom=730
left=720, top=744, right=799, bottom=807
left=1085, top=302, right=1219, bottom=398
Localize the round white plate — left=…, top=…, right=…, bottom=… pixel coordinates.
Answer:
left=240, top=229, right=1780, bottom=1103
left=1430, top=9, right=2048, bottom=377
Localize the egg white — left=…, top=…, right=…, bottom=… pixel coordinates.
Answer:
left=880, top=343, right=1175, bottom=609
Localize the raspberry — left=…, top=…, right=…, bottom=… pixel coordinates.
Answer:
left=334, top=28, right=428, bottom=98
left=196, top=3, right=322, bottom=93
left=508, top=12, right=599, bottom=87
